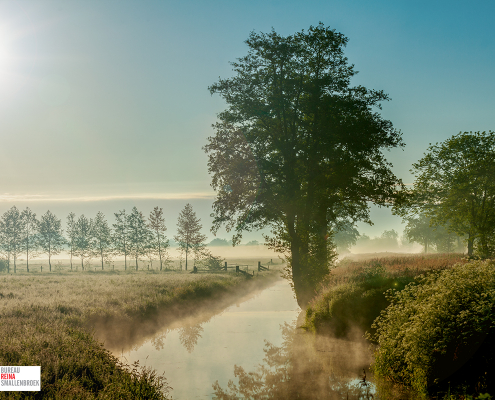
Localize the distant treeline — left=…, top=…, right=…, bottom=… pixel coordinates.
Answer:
left=0, top=203, right=217, bottom=273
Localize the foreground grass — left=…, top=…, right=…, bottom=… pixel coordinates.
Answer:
left=0, top=270, right=275, bottom=399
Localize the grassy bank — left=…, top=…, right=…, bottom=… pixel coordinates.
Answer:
left=304, top=253, right=494, bottom=399
left=0, top=269, right=277, bottom=399
left=303, top=253, right=465, bottom=335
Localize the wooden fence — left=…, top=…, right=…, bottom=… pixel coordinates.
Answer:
left=190, top=261, right=271, bottom=276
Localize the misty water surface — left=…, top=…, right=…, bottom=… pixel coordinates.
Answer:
left=116, top=279, right=389, bottom=399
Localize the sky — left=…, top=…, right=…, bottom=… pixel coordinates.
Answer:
left=0, top=0, right=494, bottom=242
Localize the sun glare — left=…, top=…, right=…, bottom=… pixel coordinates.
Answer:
left=0, top=27, right=14, bottom=70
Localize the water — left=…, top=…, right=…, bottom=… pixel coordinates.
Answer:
left=117, top=279, right=300, bottom=399
left=115, top=279, right=384, bottom=399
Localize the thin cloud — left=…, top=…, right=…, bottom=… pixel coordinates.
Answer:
left=0, top=192, right=216, bottom=202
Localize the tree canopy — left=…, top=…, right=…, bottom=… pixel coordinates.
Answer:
left=205, top=23, right=404, bottom=305
left=174, top=203, right=207, bottom=271
left=400, top=131, right=495, bottom=257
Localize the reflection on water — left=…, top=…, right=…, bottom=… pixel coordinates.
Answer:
left=213, top=321, right=378, bottom=400
left=117, top=279, right=301, bottom=399
left=149, top=323, right=205, bottom=354
left=116, top=279, right=413, bottom=399
left=179, top=324, right=204, bottom=353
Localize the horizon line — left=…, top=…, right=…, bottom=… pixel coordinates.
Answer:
left=0, top=192, right=216, bottom=203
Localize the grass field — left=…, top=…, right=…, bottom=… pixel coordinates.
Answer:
left=0, top=256, right=280, bottom=399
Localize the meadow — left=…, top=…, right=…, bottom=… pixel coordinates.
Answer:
left=0, top=256, right=280, bottom=399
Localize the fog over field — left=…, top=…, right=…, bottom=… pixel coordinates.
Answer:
left=2, top=2, right=495, bottom=398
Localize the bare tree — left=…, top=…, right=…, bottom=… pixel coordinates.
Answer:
left=20, top=207, right=39, bottom=273
left=127, top=207, right=151, bottom=271
left=113, top=210, right=129, bottom=270
left=174, top=203, right=207, bottom=271
left=38, top=211, right=66, bottom=272
left=0, top=206, right=23, bottom=273
left=74, top=215, right=94, bottom=270
left=148, top=206, right=169, bottom=271
left=92, top=211, right=112, bottom=270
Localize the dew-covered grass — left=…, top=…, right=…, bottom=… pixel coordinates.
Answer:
left=0, top=268, right=275, bottom=399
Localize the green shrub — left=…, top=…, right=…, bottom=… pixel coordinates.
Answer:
left=371, top=260, right=495, bottom=395
left=304, top=264, right=414, bottom=335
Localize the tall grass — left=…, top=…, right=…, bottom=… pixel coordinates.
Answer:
left=0, top=269, right=275, bottom=398
left=304, top=254, right=466, bottom=342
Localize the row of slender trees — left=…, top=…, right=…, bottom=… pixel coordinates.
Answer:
left=0, top=203, right=208, bottom=273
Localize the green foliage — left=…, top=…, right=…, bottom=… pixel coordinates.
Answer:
left=174, top=203, right=207, bottom=271
left=371, top=260, right=495, bottom=395
left=205, top=23, right=404, bottom=306
left=148, top=206, right=170, bottom=271
left=208, top=238, right=231, bottom=246
left=0, top=321, right=171, bottom=399
left=304, top=263, right=414, bottom=335
left=196, top=252, right=224, bottom=270
left=333, top=221, right=360, bottom=254
left=403, top=213, right=461, bottom=253
left=402, top=131, right=495, bottom=257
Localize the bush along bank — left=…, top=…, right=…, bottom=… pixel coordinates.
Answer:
left=303, top=263, right=416, bottom=336
left=369, top=260, right=495, bottom=397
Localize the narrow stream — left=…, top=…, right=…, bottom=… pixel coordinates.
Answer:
left=116, top=279, right=384, bottom=399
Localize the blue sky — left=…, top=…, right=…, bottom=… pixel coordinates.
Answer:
left=0, top=0, right=494, bottom=240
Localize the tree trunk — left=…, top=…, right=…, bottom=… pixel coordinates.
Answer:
left=49, top=253, right=51, bottom=272
left=159, top=244, right=162, bottom=271
left=185, top=247, right=188, bottom=271
left=467, top=233, right=474, bottom=256
left=26, top=245, right=29, bottom=273
left=479, top=234, right=489, bottom=258
left=287, top=213, right=314, bottom=308
left=136, top=257, right=138, bottom=271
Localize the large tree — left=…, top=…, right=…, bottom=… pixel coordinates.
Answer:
left=205, top=24, right=403, bottom=305
left=174, top=203, right=207, bottom=271
left=20, top=207, right=39, bottom=273
left=404, top=131, right=495, bottom=257
left=38, top=210, right=66, bottom=271
left=148, top=206, right=169, bottom=271
left=403, top=213, right=437, bottom=254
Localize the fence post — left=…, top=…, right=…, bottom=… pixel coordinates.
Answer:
left=236, top=265, right=239, bottom=273
left=224, top=261, right=228, bottom=271
left=258, top=261, right=261, bottom=271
